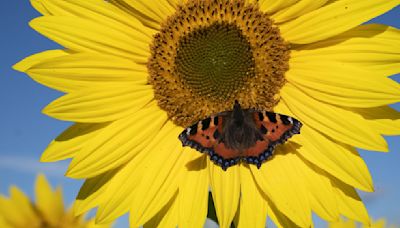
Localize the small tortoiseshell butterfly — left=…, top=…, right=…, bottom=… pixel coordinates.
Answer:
left=179, top=101, right=302, bottom=170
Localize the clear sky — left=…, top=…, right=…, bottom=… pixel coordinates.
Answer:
left=0, top=2, right=399, bottom=228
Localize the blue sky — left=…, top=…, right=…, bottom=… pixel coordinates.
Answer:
left=0, top=2, right=399, bottom=227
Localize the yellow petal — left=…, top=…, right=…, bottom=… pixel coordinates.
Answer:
left=292, top=24, right=400, bottom=77
left=119, top=0, right=175, bottom=24
left=287, top=61, right=400, bottom=108
left=144, top=195, right=179, bottom=228
left=329, top=218, right=357, bottom=228
left=85, top=218, right=113, bottom=228
left=272, top=0, right=329, bottom=23
left=290, top=155, right=340, bottom=221
left=30, top=16, right=149, bottom=63
left=366, top=219, right=388, bottom=228
left=41, top=123, right=108, bottom=162
left=299, top=127, right=374, bottom=192
left=279, top=0, right=399, bottom=44
left=251, top=147, right=312, bottom=228
left=267, top=201, right=303, bottom=228
left=331, top=177, right=370, bottom=224
left=178, top=150, right=209, bottom=228
left=9, top=187, right=41, bottom=226
left=0, top=186, right=43, bottom=228
left=281, top=84, right=388, bottom=151
left=236, top=165, right=267, bottom=228
left=111, top=0, right=161, bottom=31
left=67, top=105, right=167, bottom=178
left=293, top=24, right=400, bottom=55
left=26, top=53, right=148, bottom=93
left=35, top=174, right=64, bottom=227
left=351, top=106, right=400, bottom=136
left=209, top=161, right=240, bottom=228
left=275, top=101, right=374, bottom=192
left=259, top=0, right=299, bottom=14
left=43, top=83, right=154, bottom=122
left=0, top=195, right=28, bottom=228
left=74, top=169, right=118, bottom=216
left=96, top=122, right=179, bottom=223
left=166, top=0, right=180, bottom=8
left=129, top=138, right=188, bottom=227
left=30, top=0, right=154, bottom=39
left=0, top=216, right=12, bottom=228
left=13, top=49, right=69, bottom=73
left=61, top=208, right=84, bottom=227
left=31, top=0, right=52, bottom=15
left=279, top=101, right=375, bottom=189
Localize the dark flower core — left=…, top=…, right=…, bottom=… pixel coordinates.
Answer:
left=148, top=0, right=290, bottom=127
left=176, top=22, right=255, bottom=99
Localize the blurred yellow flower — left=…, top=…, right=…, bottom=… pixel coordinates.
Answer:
left=329, top=217, right=399, bottom=228
left=14, top=0, right=400, bottom=227
left=0, top=174, right=111, bottom=228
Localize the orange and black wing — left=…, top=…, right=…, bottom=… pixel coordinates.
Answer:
left=242, top=111, right=302, bottom=167
left=179, top=115, right=242, bottom=170
left=179, top=111, right=302, bottom=170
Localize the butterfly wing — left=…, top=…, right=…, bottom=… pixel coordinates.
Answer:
left=242, top=111, right=302, bottom=167
left=178, top=114, right=242, bottom=170
left=255, top=111, right=302, bottom=143
left=179, top=116, right=218, bottom=151
left=179, top=109, right=302, bottom=170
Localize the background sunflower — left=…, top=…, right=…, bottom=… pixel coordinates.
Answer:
left=0, top=174, right=111, bottom=228
left=329, top=217, right=398, bottom=228
left=1, top=0, right=398, bottom=228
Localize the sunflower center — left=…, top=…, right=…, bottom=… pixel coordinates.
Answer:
left=176, top=23, right=255, bottom=99
left=148, top=0, right=290, bottom=127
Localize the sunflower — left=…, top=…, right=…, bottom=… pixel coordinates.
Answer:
left=329, top=217, right=398, bottom=228
left=0, top=174, right=111, bottom=228
left=14, top=0, right=400, bottom=227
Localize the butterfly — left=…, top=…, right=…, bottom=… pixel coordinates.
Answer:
left=178, top=100, right=302, bottom=170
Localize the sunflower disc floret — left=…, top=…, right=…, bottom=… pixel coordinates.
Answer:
left=148, top=0, right=290, bottom=126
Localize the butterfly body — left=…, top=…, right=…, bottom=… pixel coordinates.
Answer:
left=179, top=101, right=302, bottom=170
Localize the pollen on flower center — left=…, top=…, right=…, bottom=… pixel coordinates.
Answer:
left=148, top=0, right=290, bottom=127
left=176, top=22, right=255, bottom=99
